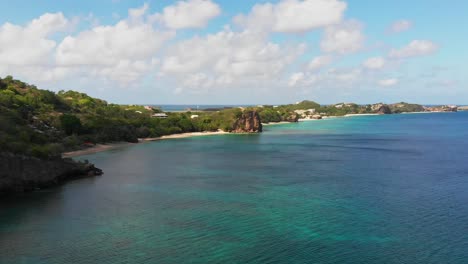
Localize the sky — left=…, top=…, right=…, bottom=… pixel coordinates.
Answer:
left=0, top=0, right=466, bottom=105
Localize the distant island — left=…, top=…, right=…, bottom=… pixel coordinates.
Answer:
left=0, top=76, right=461, bottom=194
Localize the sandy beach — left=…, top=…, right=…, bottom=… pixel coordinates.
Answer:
left=344, top=113, right=380, bottom=117
left=62, top=131, right=229, bottom=158
left=141, top=131, right=229, bottom=141
left=262, top=121, right=293, bottom=126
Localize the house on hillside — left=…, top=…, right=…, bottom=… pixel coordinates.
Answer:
left=152, top=113, right=168, bottom=118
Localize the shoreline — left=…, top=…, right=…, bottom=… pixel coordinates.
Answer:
left=344, top=113, right=380, bottom=117
left=62, top=131, right=229, bottom=158
left=141, top=131, right=229, bottom=141
left=63, top=111, right=451, bottom=158
left=262, top=121, right=292, bottom=126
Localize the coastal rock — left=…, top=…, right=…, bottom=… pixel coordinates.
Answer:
left=232, top=110, right=262, bottom=133
left=374, top=104, right=392, bottom=114
left=284, top=113, right=300, bottom=122
left=0, top=153, right=103, bottom=194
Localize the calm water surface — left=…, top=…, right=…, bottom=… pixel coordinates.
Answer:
left=1, top=112, right=468, bottom=264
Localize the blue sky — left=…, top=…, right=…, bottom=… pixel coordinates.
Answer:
left=0, top=0, right=466, bottom=104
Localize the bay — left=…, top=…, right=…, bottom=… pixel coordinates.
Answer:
left=1, top=112, right=468, bottom=264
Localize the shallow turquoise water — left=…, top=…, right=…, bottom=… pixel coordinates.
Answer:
left=2, top=112, right=468, bottom=263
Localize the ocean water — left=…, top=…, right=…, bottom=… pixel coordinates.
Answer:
left=1, top=112, right=468, bottom=264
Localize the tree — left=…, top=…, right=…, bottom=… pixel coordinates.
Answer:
left=60, top=114, right=82, bottom=135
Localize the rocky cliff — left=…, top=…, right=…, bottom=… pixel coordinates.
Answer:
left=232, top=110, right=263, bottom=133
left=0, top=153, right=102, bottom=194
left=371, top=103, right=392, bottom=114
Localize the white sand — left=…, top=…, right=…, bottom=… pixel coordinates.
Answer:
left=62, top=131, right=229, bottom=158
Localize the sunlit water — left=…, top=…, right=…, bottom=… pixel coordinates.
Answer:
left=1, top=112, right=468, bottom=264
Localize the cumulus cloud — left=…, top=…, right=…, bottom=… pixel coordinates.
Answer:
left=234, top=0, right=347, bottom=33
left=0, top=2, right=448, bottom=102
left=288, top=67, right=363, bottom=89
left=151, top=0, right=221, bottom=29
left=56, top=23, right=172, bottom=66
left=160, top=28, right=305, bottom=92
left=363, top=56, right=385, bottom=69
left=0, top=12, right=72, bottom=82
left=288, top=72, right=305, bottom=87
left=320, top=20, right=365, bottom=54
left=307, top=55, right=333, bottom=71
left=378, top=78, right=398, bottom=86
left=55, top=5, right=174, bottom=84
left=389, top=19, right=412, bottom=33
left=388, top=40, right=438, bottom=59
left=0, top=13, right=69, bottom=67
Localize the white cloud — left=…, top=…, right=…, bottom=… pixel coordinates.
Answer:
left=320, top=20, right=364, bottom=54
left=234, top=0, right=347, bottom=33
left=378, top=78, right=398, bottom=86
left=289, top=67, right=363, bottom=89
left=388, top=40, right=438, bottom=59
left=55, top=5, right=174, bottom=84
left=152, top=0, right=221, bottom=29
left=0, top=13, right=69, bottom=67
left=129, top=3, right=149, bottom=20
left=326, top=68, right=362, bottom=82
left=0, top=13, right=72, bottom=82
left=363, top=56, right=385, bottom=69
left=288, top=72, right=305, bottom=87
left=161, top=28, right=305, bottom=92
left=307, top=55, right=333, bottom=71
left=389, top=19, right=412, bottom=33
left=56, top=22, right=172, bottom=66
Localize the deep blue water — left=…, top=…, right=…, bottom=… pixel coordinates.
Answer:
left=1, top=112, right=468, bottom=264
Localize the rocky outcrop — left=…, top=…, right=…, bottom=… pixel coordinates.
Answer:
left=371, top=104, right=392, bottom=114
left=0, top=153, right=102, bottom=194
left=377, top=105, right=392, bottom=114
left=232, top=110, right=262, bottom=133
left=284, top=113, right=300, bottom=122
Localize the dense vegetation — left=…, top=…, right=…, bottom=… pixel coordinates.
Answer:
left=389, top=102, right=425, bottom=113
left=0, top=76, right=244, bottom=158
left=0, top=76, right=427, bottom=158
left=257, top=100, right=425, bottom=123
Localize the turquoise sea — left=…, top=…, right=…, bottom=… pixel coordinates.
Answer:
left=1, top=112, right=468, bottom=264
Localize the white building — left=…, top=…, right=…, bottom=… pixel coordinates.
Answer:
left=152, top=113, right=168, bottom=118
